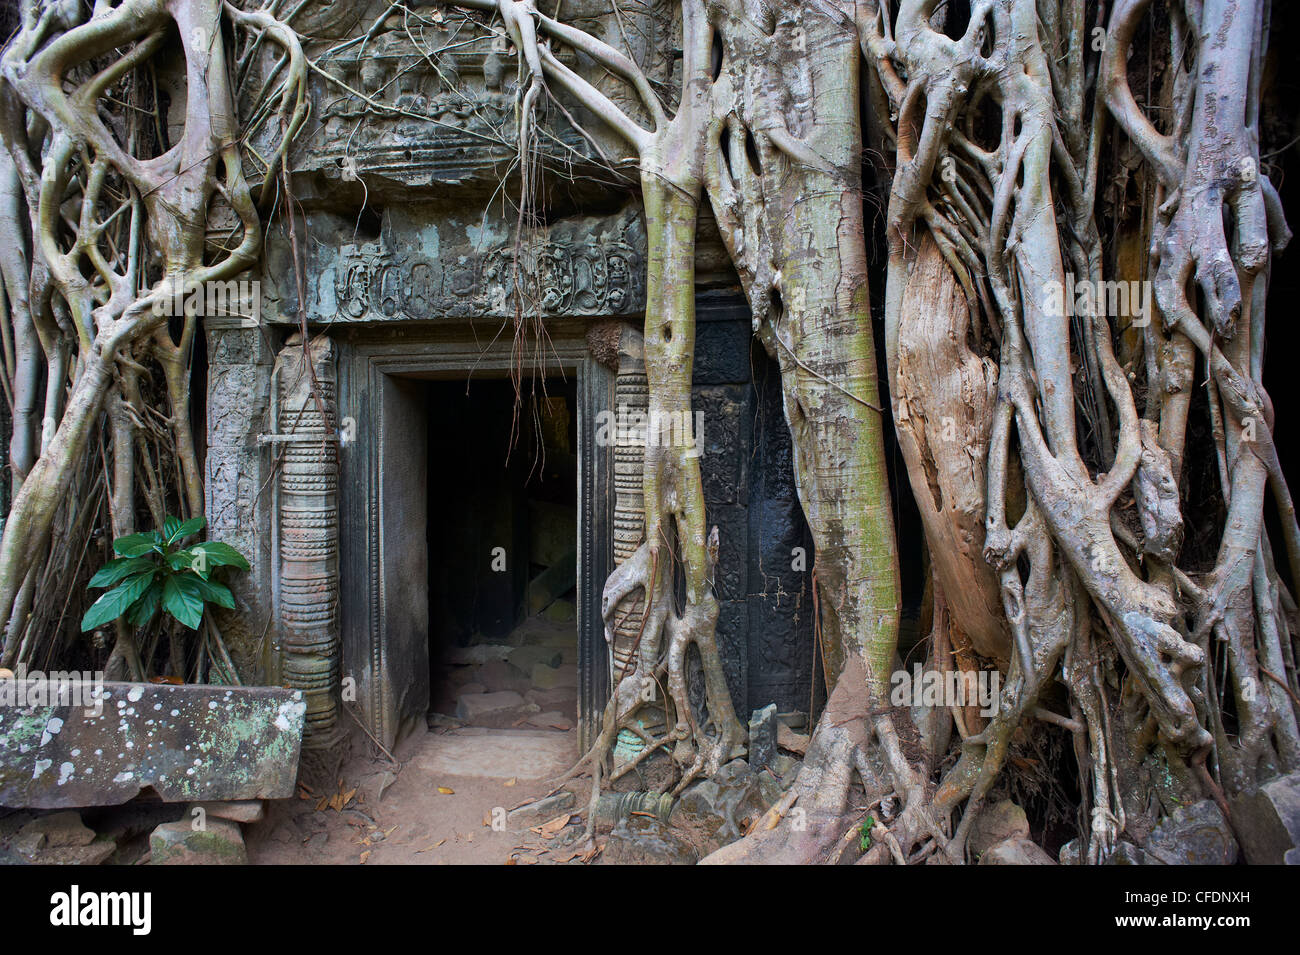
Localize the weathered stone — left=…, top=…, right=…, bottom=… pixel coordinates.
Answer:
left=33, top=839, right=117, bottom=866
left=694, top=389, right=750, bottom=505
left=527, top=555, right=577, bottom=615
left=525, top=711, right=573, bottom=731
left=1103, top=842, right=1151, bottom=865
left=593, top=791, right=675, bottom=831
left=12, top=829, right=45, bottom=857
left=771, top=753, right=797, bottom=780
left=978, top=837, right=1056, bottom=865
left=507, top=791, right=576, bottom=830
left=670, top=759, right=778, bottom=853
left=508, top=646, right=563, bottom=672
left=477, top=660, right=531, bottom=694
left=692, top=301, right=753, bottom=385
left=415, top=728, right=575, bottom=781
left=0, top=681, right=306, bottom=808
left=455, top=690, right=530, bottom=724
left=446, top=645, right=513, bottom=665
left=777, top=724, right=810, bottom=756
left=541, top=598, right=576, bottom=623
left=150, top=819, right=247, bottom=865
left=530, top=664, right=578, bottom=690
left=1143, top=800, right=1237, bottom=865
left=969, top=801, right=1031, bottom=859
left=604, top=815, right=697, bottom=865
left=529, top=501, right=577, bottom=568
left=1058, top=838, right=1084, bottom=865
left=715, top=598, right=749, bottom=714
left=748, top=704, right=777, bottom=771
left=1229, top=771, right=1300, bottom=865
left=188, top=800, right=265, bottom=824
left=17, top=811, right=95, bottom=849
left=525, top=687, right=577, bottom=711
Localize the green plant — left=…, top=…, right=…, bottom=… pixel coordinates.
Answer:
left=859, top=817, right=875, bottom=853
left=81, top=516, right=249, bottom=633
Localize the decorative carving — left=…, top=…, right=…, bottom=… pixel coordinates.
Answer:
left=304, top=26, right=588, bottom=188
left=328, top=211, right=645, bottom=321
left=610, top=327, right=648, bottom=678
left=274, top=335, right=341, bottom=746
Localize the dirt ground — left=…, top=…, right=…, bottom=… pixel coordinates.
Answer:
left=245, top=723, right=592, bottom=865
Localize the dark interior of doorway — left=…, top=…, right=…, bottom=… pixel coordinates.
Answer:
left=425, top=376, right=581, bottom=731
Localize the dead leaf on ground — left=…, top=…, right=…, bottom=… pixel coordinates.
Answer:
left=437, top=786, right=455, bottom=795
left=529, top=813, right=574, bottom=838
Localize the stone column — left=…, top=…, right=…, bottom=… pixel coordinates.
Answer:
left=273, top=334, right=342, bottom=747
left=204, top=320, right=275, bottom=682
left=610, top=328, right=647, bottom=677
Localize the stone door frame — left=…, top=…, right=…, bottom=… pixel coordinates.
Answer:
left=333, top=322, right=614, bottom=751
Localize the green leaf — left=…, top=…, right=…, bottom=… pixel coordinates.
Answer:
left=165, top=515, right=205, bottom=545
left=166, top=549, right=199, bottom=575
left=127, top=580, right=163, bottom=628
left=81, top=571, right=156, bottom=631
left=113, top=531, right=163, bottom=558
left=188, top=575, right=235, bottom=610
left=188, top=541, right=250, bottom=572
left=162, top=575, right=205, bottom=630
left=859, top=817, right=875, bottom=852
left=88, top=556, right=156, bottom=589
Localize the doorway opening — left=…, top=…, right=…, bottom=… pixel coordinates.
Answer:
left=424, top=376, right=581, bottom=733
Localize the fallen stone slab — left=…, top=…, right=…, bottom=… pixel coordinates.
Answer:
left=0, top=680, right=306, bottom=808
left=477, top=660, right=532, bottom=694
left=150, top=818, right=247, bottom=865
left=456, top=690, right=532, bottom=725
left=525, top=687, right=576, bottom=710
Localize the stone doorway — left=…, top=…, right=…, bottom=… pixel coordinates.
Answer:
left=422, top=376, right=581, bottom=734
left=333, top=325, right=614, bottom=753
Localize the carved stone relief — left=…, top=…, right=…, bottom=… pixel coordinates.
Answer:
left=265, top=207, right=647, bottom=324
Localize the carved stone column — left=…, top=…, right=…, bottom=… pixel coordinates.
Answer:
left=273, top=334, right=341, bottom=747
left=610, top=328, right=647, bottom=677
left=204, top=320, right=274, bottom=681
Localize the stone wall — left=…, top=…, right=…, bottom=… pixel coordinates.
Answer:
left=694, top=291, right=819, bottom=719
